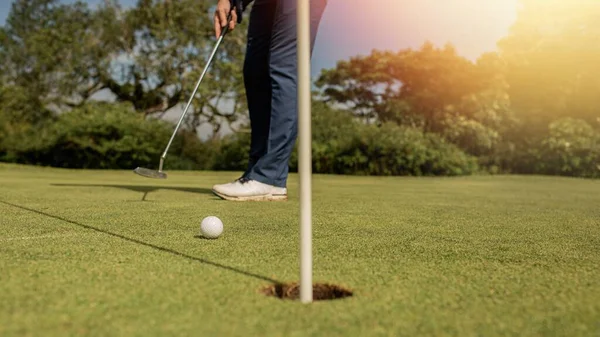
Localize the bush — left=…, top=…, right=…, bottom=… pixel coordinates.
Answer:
left=534, top=118, right=600, bottom=178
left=1, top=100, right=479, bottom=177
left=176, top=132, right=220, bottom=170
left=211, top=132, right=251, bottom=171
left=0, top=85, right=55, bottom=161
left=331, top=122, right=478, bottom=176
left=488, top=118, right=600, bottom=178
left=2, top=102, right=204, bottom=170
left=216, top=102, right=478, bottom=176
left=441, top=115, right=500, bottom=156
left=288, top=103, right=478, bottom=176
left=289, top=101, right=361, bottom=173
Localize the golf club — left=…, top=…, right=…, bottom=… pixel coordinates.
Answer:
left=134, top=14, right=232, bottom=179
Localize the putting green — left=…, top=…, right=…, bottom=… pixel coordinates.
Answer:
left=1, top=163, right=599, bottom=336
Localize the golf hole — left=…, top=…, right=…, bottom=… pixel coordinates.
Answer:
left=261, top=282, right=353, bottom=301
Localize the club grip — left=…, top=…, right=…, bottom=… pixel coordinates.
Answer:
left=230, top=0, right=252, bottom=23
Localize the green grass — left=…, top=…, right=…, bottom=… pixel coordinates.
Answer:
left=1, top=163, right=599, bottom=337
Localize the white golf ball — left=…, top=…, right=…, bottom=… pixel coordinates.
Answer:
left=200, top=216, right=223, bottom=239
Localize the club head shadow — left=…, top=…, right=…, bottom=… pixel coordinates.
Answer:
left=133, top=167, right=167, bottom=179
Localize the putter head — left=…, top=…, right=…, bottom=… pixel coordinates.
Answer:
left=133, top=167, right=167, bottom=179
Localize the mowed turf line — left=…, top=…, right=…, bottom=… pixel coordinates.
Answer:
left=0, top=163, right=599, bottom=337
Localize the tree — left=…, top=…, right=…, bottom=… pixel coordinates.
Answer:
left=0, top=84, right=55, bottom=160
left=0, top=0, right=249, bottom=137
left=314, top=49, right=396, bottom=124
left=104, top=0, right=249, bottom=136
left=498, top=0, right=600, bottom=128
left=0, top=0, right=108, bottom=110
left=315, top=42, right=490, bottom=132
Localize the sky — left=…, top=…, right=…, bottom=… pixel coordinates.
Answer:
left=0, top=0, right=519, bottom=137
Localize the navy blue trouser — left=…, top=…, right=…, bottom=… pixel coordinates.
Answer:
left=242, top=0, right=327, bottom=187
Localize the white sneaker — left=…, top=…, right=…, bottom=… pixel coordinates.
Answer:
left=212, top=177, right=288, bottom=201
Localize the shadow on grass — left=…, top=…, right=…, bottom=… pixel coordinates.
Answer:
left=51, top=184, right=215, bottom=201
left=0, top=200, right=279, bottom=284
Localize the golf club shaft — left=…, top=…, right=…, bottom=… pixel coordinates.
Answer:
left=159, top=16, right=231, bottom=172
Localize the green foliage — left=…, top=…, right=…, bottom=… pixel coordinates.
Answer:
left=0, top=85, right=55, bottom=160
left=315, top=43, right=490, bottom=132
left=314, top=50, right=393, bottom=122
left=498, top=0, right=600, bottom=126
left=3, top=99, right=598, bottom=178
left=336, top=123, right=478, bottom=176
left=105, top=0, right=249, bottom=126
left=472, top=117, right=600, bottom=178
left=1, top=102, right=202, bottom=169
left=300, top=101, right=362, bottom=173
left=175, top=133, right=219, bottom=171
left=441, top=115, right=500, bottom=157
left=0, top=85, right=53, bottom=124
left=2, top=0, right=599, bottom=179
left=534, top=118, right=600, bottom=178
left=0, top=0, right=249, bottom=136
left=211, top=132, right=251, bottom=171
left=288, top=103, right=478, bottom=176
left=0, top=0, right=113, bottom=106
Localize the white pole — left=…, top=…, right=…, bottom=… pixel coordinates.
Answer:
left=297, top=0, right=312, bottom=303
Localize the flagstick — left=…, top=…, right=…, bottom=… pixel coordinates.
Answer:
left=297, top=0, right=312, bottom=304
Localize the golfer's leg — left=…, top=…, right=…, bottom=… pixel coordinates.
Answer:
left=247, top=0, right=327, bottom=187
left=243, top=0, right=277, bottom=175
